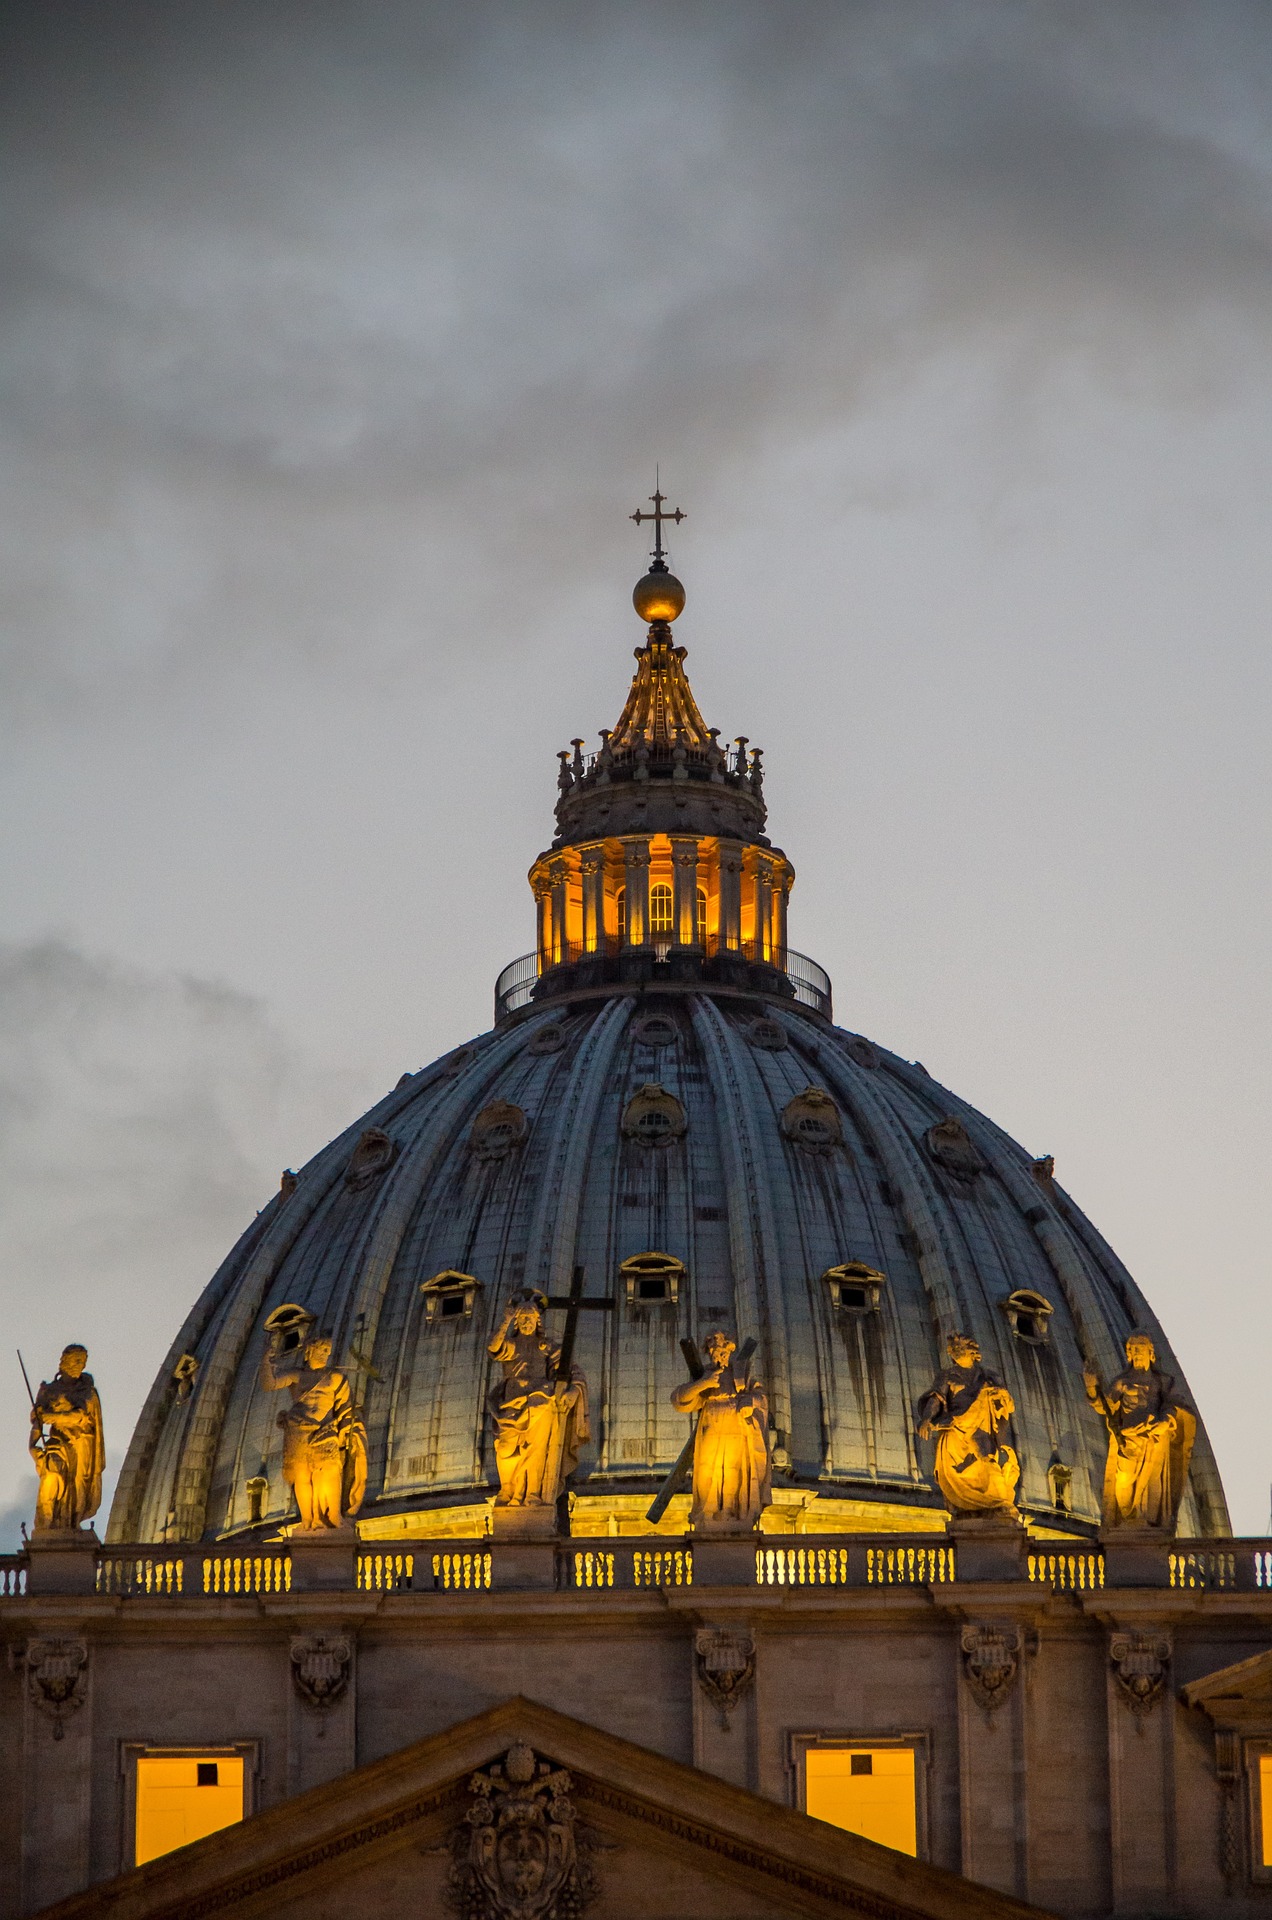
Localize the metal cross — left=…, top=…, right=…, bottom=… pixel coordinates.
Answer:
left=630, top=474, right=685, bottom=567
left=544, top=1265, right=614, bottom=1398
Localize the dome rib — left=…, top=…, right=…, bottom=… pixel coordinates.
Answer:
left=690, top=996, right=794, bottom=1448
left=524, top=996, right=635, bottom=1298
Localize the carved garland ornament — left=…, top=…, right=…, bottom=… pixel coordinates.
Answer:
left=1110, top=1632, right=1171, bottom=1716
left=23, top=1637, right=88, bottom=1739
left=694, top=1627, right=756, bottom=1729
left=447, top=1743, right=598, bottom=1920
left=960, top=1625, right=1023, bottom=1712
left=290, top=1632, right=352, bottom=1713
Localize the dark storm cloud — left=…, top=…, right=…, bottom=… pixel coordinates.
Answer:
left=0, top=937, right=367, bottom=1537
left=3, top=2, right=1272, bottom=709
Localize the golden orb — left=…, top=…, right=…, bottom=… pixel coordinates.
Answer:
left=632, top=570, right=686, bottom=623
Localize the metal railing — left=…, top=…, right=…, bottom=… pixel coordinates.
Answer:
left=495, top=939, right=832, bottom=1022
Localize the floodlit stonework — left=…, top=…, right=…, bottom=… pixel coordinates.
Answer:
left=6, top=502, right=1270, bottom=1919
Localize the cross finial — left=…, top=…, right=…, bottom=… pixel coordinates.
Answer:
left=630, top=469, right=685, bottom=572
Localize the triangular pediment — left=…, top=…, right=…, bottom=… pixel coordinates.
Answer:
left=1182, top=1646, right=1272, bottom=1722
left=36, top=1696, right=1055, bottom=1920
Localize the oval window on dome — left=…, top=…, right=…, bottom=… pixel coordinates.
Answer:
left=780, top=1086, right=843, bottom=1152
left=527, top=1022, right=567, bottom=1056
left=924, top=1117, right=984, bottom=1181
left=843, top=1035, right=880, bottom=1070
left=633, top=1014, right=676, bottom=1049
left=621, top=1084, right=687, bottom=1149
left=469, top=1101, right=528, bottom=1163
left=747, top=1016, right=788, bottom=1052
left=345, top=1128, right=399, bottom=1191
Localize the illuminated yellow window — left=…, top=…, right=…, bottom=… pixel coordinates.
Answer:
left=805, top=1746, right=917, bottom=1855
left=649, top=883, right=673, bottom=934
left=696, top=888, right=707, bottom=941
left=135, top=1755, right=245, bottom=1866
left=1259, top=1755, right=1272, bottom=1866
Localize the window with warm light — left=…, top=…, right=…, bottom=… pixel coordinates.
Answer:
left=803, top=1745, right=918, bottom=1855
left=648, top=883, right=673, bottom=934
left=134, top=1754, right=245, bottom=1866
left=1259, top=1755, right=1272, bottom=1867
left=696, top=888, right=708, bottom=941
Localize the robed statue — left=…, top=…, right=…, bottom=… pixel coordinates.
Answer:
left=916, top=1331, right=1020, bottom=1516
left=29, top=1345, right=105, bottom=1533
left=260, top=1328, right=368, bottom=1531
left=487, top=1290, right=590, bottom=1516
left=1084, top=1331, right=1195, bottom=1531
left=671, top=1331, right=772, bottom=1533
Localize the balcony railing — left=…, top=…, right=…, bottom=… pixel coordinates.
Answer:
left=7, top=1536, right=1272, bottom=1599
left=494, top=937, right=832, bottom=1023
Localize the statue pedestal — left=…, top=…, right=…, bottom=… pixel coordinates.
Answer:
left=490, top=1505, right=558, bottom=1541
left=949, top=1510, right=1026, bottom=1583
left=1099, top=1527, right=1171, bottom=1587
left=26, top=1529, right=99, bottom=1596
left=691, top=1534, right=760, bottom=1587
left=289, top=1526, right=358, bottom=1592
left=491, top=1540, right=558, bottom=1591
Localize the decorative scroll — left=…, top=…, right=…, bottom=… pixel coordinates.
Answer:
left=961, top=1625, right=1022, bottom=1712
left=23, top=1637, right=88, bottom=1739
left=290, top=1632, right=352, bottom=1712
left=1110, top=1632, right=1171, bottom=1716
left=694, top=1627, right=756, bottom=1728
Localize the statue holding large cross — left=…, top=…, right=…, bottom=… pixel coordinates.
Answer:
left=669, top=1331, right=772, bottom=1534
left=486, top=1271, right=609, bottom=1538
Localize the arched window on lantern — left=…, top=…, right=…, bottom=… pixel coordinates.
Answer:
left=696, top=888, right=708, bottom=942
left=649, top=883, right=673, bottom=935
left=615, top=887, right=626, bottom=941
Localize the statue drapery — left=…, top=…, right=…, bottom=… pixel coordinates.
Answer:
left=29, top=1346, right=105, bottom=1533
left=916, top=1333, right=1020, bottom=1515
left=671, top=1332, right=771, bottom=1532
left=261, top=1332, right=368, bottom=1531
left=487, top=1291, right=590, bottom=1511
left=1085, top=1332, right=1195, bottom=1531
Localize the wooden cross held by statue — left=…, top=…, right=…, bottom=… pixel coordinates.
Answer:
left=646, top=1334, right=757, bottom=1525
left=545, top=1265, right=614, bottom=1399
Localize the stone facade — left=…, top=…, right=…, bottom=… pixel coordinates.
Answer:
left=5, top=1530, right=1272, bottom=1916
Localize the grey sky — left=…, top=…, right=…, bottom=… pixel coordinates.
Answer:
left=2, top=1, right=1271, bottom=1539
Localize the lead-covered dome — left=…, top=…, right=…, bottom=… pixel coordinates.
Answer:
left=109, top=518, right=1229, bottom=1546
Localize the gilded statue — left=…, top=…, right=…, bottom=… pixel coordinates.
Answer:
left=916, top=1331, right=1020, bottom=1516
left=671, top=1331, right=772, bottom=1533
left=29, top=1345, right=105, bottom=1533
left=1084, top=1331, right=1196, bottom=1531
left=260, top=1328, right=367, bottom=1531
left=487, top=1290, right=590, bottom=1517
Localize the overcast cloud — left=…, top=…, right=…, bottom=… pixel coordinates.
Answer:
left=2, top=2, right=1272, bottom=1539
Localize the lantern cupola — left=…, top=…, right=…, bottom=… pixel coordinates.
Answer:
left=503, top=488, right=825, bottom=1020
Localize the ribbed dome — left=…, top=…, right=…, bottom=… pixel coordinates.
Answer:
left=109, top=991, right=1229, bottom=1544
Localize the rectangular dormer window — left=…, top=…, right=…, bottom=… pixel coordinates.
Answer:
left=125, top=1746, right=257, bottom=1869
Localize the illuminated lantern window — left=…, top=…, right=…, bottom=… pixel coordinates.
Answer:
left=649, top=883, right=673, bottom=934
left=616, top=888, right=626, bottom=940
left=804, top=1746, right=918, bottom=1855
left=134, top=1753, right=245, bottom=1866
left=696, top=888, right=707, bottom=941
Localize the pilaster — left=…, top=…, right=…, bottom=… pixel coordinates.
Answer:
left=579, top=844, right=605, bottom=953
left=691, top=1619, right=757, bottom=1793
left=621, top=838, right=651, bottom=948
left=954, top=1619, right=1032, bottom=1900
left=670, top=835, right=699, bottom=948
left=718, top=839, right=743, bottom=949
left=287, top=1626, right=356, bottom=1796
left=1105, top=1626, right=1176, bottom=1914
left=19, top=1632, right=92, bottom=1914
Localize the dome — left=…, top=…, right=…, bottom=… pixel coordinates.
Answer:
left=109, top=505, right=1230, bottom=1547
left=108, top=992, right=1228, bottom=1544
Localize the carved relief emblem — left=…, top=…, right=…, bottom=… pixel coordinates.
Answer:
left=448, top=1742, right=597, bottom=1920
left=1110, top=1633, right=1171, bottom=1715
left=290, top=1632, right=352, bottom=1711
left=780, top=1086, right=843, bottom=1152
left=23, top=1637, right=88, bottom=1738
left=694, top=1627, right=756, bottom=1728
left=470, top=1102, right=529, bottom=1163
left=924, top=1117, right=984, bottom=1180
left=621, top=1084, right=687, bottom=1148
left=345, top=1127, right=400, bottom=1191
left=960, top=1625, right=1022, bottom=1711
